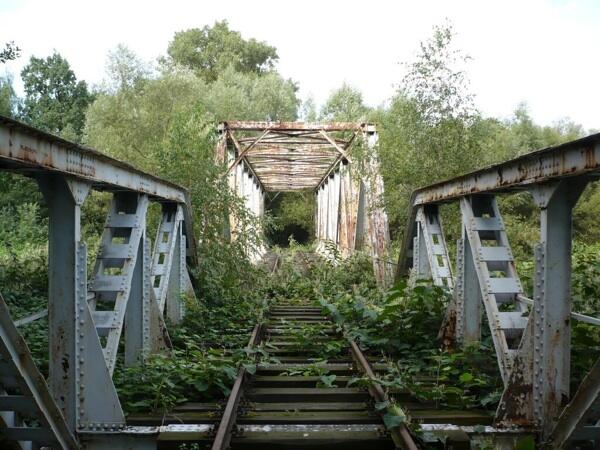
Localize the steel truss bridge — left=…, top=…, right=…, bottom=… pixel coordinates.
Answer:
left=0, top=114, right=599, bottom=449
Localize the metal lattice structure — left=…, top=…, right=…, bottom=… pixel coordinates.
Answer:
left=3, top=111, right=600, bottom=448
left=216, top=121, right=393, bottom=285
left=0, top=115, right=196, bottom=449
left=398, top=131, right=600, bottom=446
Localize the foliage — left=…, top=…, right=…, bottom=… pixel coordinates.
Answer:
left=0, top=41, right=20, bottom=64
left=167, top=20, right=278, bottom=82
left=0, top=74, right=17, bottom=116
left=266, top=191, right=315, bottom=245
left=20, top=52, right=94, bottom=140
left=320, top=83, right=368, bottom=121
left=318, top=277, right=503, bottom=410
left=115, top=348, right=244, bottom=414
left=0, top=203, right=49, bottom=372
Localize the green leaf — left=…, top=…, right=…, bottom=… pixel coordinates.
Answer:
left=375, top=400, right=390, bottom=411
left=383, top=411, right=406, bottom=429
left=319, top=374, right=337, bottom=388
left=459, top=372, right=474, bottom=383
left=243, top=363, right=257, bottom=375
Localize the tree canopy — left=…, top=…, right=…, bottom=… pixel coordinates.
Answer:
left=167, top=20, right=279, bottom=82
left=20, top=52, right=94, bottom=140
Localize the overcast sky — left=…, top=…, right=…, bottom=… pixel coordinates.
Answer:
left=1, top=0, right=599, bottom=129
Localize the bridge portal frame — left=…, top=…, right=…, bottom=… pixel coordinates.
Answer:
left=217, top=120, right=393, bottom=286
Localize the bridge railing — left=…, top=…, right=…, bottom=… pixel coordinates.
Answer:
left=0, top=115, right=197, bottom=445
left=397, top=131, right=600, bottom=446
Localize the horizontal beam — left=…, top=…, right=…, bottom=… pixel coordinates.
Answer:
left=413, top=132, right=600, bottom=206
left=221, top=121, right=370, bottom=132
left=14, top=309, right=48, bottom=327
left=517, top=294, right=600, bottom=326
left=0, top=115, right=187, bottom=203
left=397, top=132, right=600, bottom=277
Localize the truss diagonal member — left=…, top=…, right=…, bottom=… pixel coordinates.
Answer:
left=226, top=131, right=266, bottom=191
left=460, top=195, right=527, bottom=383
left=151, top=204, right=186, bottom=320
left=412, top=205, right=453, bottom=289
left=319, top=129, right=352, bottom=163
left=224, top=129, right=270, bottom=176
left=0, top=293, right=78, bottom=449
left=89, top=193, right=149, bottom=375
left=544, top=356, right=600, bottom=449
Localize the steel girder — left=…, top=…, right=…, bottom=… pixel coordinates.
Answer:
left=396, top=131, right=600, bottom=442
left=151, top=203, right=195, bottom=324
left=0, top=115, right=197, bottom=266
left=314, top=128, right=392, bottom=286
left=0, top=117, right=199, bottom=448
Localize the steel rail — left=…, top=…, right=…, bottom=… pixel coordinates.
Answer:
left=211, top=322, right=263, bottom=450
left=349, top=340, right=419, bottom=450
left=14, top=308, right=48, bottom=327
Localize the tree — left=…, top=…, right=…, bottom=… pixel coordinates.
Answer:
left=320, top=84, right=368, bottom=121
left=377, top=22, right=484, bottom=233
left=0, top=41, right=20, bottom=64
left=20, top=52, right=94, bottom=140
left=167, top=21, right=278, bottom=82
left=104, top=44, right=151, bottom=93
left=401, top=23, right=476, bottom=126
left=0, top=75, right=16, bottom=116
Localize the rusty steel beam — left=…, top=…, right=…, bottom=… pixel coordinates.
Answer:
left=227, top=131, right=266, bottom=192
left=412, top=132, right=600, bottom=206
left=225, top=129, right=270, bottom=176
left=398, top=132, right=600, bottom=276
left=0, top=115, right=198, bottom=266
left=221, top=121, right=367, bottom=132
left=0, top=115, right=187, bottom=203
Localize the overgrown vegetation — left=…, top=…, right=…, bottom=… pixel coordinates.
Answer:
left=1, top=19, right=600, bottom=428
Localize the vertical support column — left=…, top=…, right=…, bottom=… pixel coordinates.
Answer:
left=38, top=175, right=90, bottom=432
left=414, top=223, right=431, bottom=280
left=362, top=126, right=392, bottom=287
left=125, top=236, right=151, bottom=365
left=215, top=125, right=228, bottom=165
left=338, top=161, right=360, bottom=258
left=165, top=225, right=184, bottom=324
left=530, top=179, right=586, bottom=436
left=461, top=229, right=482, bottom=344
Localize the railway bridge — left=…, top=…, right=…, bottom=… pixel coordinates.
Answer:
left=0, top=114, right=600, bottom=449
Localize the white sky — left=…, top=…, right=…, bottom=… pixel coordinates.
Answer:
left=1, top=0, right=599, bottom=129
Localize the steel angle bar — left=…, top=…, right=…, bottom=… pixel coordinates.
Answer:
left=544, top=356, right=600, bottom=449
left=516, top=294, right=600, bottom=326
left=14, top=308, right=48, bottom=327
left=222, top=121, right=367, bottom=131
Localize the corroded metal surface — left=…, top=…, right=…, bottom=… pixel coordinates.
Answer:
left=0, top=115, right=187, bottom=202
left=222, top=121, right=367, bottom=131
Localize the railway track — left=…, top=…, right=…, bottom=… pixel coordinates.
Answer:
left=212, top=299, right=416, bottom=450
left=128, top=297, right=494, bottom=449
